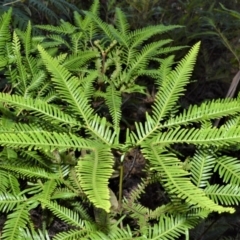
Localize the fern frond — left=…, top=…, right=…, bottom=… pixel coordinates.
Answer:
left=7, top=173, right=20, bottom=195
left=78, top=0, right=100, bottom=40
left=87, top=115, right=117, bottom=145
left=143, top=215, right=194, bottom=239
left=127, top=39, right=173, bottom=76
left=2, top=203, right=30, bottom=240
left=129, top=43, right=200, bottom=145
left=0, top=193, right=26, bottom=212
left=39, top=179, right=58, bottom=200
left=128, top=25, right=182, bottom=49
left=38, top=46, right=113, bottom=143
left=214, top=156, right=240, bottom=185
left=0, top=8, right=12, bottom=55
left=105, top=84, right=121, bottom=134
left=115, top=8, right=130, bottom=36
left=205, top=184, right=240, bottom=205
left=84, top=11, right=114, bottom=42
left=39, top=199, right=89, bottom=228
left=156, top=55, right=176, bottom=86
left=0, top=170, right=10, bottom=192
left=164, top=98, right=240, bottom=128
left=76, top=146, right=114, bottom=212
left=0, top=130, right=94, bottom=151
left=191, top=150, right=216, bottom=188
left=19, top=228, right=51, bottom=240
left=36, top=22, right=76, bottom=34
left=154, top=126, right=240, bottom=146
left=152, top=42, right=200, bottom=123
left=0, top=93, right=80, bottom=127
left=142, top=145, right=234, bottom=213
left=0, top=165, right=58, bottom=180
left=63, top=51, right=98, bottom=71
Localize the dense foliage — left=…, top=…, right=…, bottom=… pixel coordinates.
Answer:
left=0, top=0, right=240, bottom=239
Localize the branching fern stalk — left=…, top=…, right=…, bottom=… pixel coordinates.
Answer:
left=1, top=1, right=240, bottom=239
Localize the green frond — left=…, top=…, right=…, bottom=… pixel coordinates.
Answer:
left=164, top=98, right=240, bottom=128
left=0, top=193, right=26, bottom=212
left=127, top=39, right=173, bottom=75
left=89, top=226, right=133, bottom=240
left=154, top=126, right=240, bottom=146
left=115, top=8, right=130, bottom=36
left=129, top=112, right=156, bottom=144
left=0, top=8, right=12, bottom=55
left=8, top=173, right=20, bottom=195
left=105, top=84, right=121, bottom=134
left=53, top=229, right=92, bottom=240
left=23, top=21, right=32, bottom=57
left=12, top=31, right=28, bottom=95
left=128, top=24, right=183, bottom=48
left=87, top=115, right=117, bottom=145
left=129, top=43, right=200, bottom=145
left=39, top=179, right=58, bottom=200
left=0, top=93, right=80, bottom=127
left=0, top=165, right=58, bottom=180
left=51, top=188, right=78, bottom=200
left=214, top=156, right=240, bottom=185
left=191, top=150, right=216, bottom=188
left=156, top=55, right=175, bottom=86
left=0, top=170, right=10, bottom=192
left=36, top=22, right=76, bottom=34
left=38, top=45, right=96, bottom=124
left=205, top=184, right=240, bottom=205
left=47, top=34, right=71, bottom=49
left=19, top=228, right=51, bottom=240
left=143, top=215, right=194, bottom=240
left=63, top=51, right=98, bottom=71
left=39, top=199, right=89, bottom=228
left=76, top=146, right=114, bottom=212
left=152, top=42, right=200, bottom=123
left=142, top=146, right=234, bottom=213
left=84, top=11, right=114, bottom=42
left=2, top=203, right=30, bottom=240
left=80, top=0, right=100, bottom=39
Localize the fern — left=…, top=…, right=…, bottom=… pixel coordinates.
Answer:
left=1, top=1, right=240, bottom=239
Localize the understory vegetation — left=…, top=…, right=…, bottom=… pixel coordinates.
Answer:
left=0, top=0, right=240, bottom=239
